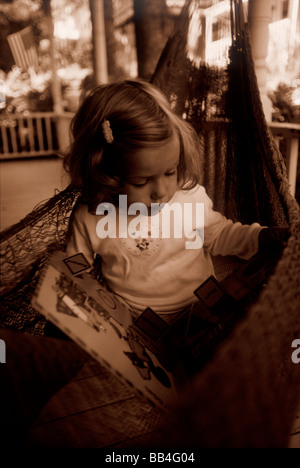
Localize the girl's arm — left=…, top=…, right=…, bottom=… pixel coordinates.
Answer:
left=66, top=206, right=95, bottom=266
left=202, top=191, right=263, bottom=260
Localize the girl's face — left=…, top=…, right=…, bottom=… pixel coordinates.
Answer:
left=121, top=134, right=180, bottom=210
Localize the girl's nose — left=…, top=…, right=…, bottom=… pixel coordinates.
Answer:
left=150, top=179, right=167, bottom=202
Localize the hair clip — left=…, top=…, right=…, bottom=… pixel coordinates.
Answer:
left=101, top=119, right=114, bottom=144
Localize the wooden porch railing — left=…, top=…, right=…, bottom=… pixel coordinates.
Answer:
left=0, top=112, right=73, bottom=159
left=0, top=112, right=299, bottom=198
left=269, top=122, right=300, bottom=198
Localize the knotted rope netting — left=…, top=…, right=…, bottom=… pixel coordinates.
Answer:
left=0, top=186, right=80, bottom=334
left=0, top=0, right=299, bottom=447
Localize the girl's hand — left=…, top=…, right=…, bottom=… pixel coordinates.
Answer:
left=258, top=227, right=290, bottom=253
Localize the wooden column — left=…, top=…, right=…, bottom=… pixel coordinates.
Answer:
left=89, top=0, right=109, bottom=84
left=44, top=0, right=70, bottom=153
left=248, top=0, right=273, bottom=121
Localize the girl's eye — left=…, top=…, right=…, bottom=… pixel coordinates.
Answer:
left=132, top=181, right=148, bottom=188
left=165, top=170, right=176, bottom=177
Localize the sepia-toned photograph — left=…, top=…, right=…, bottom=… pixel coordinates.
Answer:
left=0, top=0, right=299, bottom=450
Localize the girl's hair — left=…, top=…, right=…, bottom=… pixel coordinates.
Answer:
left=63, top=79, right=202, bottom=211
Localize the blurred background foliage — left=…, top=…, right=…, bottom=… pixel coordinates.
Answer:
left=0, top=0, right=299, bottom=122
left=269, top=81, right=300, bottom=123
left=0, top=0, right=180, bottom=114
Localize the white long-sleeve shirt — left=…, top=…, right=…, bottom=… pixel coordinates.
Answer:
left=66, top=185, right=263, bottom=318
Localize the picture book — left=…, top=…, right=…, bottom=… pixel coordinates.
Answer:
left=32, top=251, right=189, bottom=410
left=32, top=249, right=279, bottom=410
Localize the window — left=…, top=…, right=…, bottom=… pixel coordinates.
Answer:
left=212, top=21, right=220, bottom=42
left=211, top=12, right=231, bottom=42
left=282, top=0, right=289, bottom=18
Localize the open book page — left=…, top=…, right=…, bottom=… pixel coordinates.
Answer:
left=31, top=251, right=188, bottom=410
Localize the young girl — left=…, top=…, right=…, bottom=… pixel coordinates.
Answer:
left=64, top=79, right=288, bottom=323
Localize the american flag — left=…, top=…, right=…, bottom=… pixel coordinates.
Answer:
left=7, top=26, right=39, bottom=71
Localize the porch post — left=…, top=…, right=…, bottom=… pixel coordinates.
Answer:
left=44, top=0, right=70, bottom=153
left=89, top=0, right=109, bottom=84
left=248, top=0, right=273, bottom=121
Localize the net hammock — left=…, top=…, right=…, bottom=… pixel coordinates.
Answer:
left=0, top=0, right=300, bottom=447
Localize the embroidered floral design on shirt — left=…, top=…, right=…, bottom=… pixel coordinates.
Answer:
left=120, top=229, right=160, bottom=256
left=135, top=237, right=150, bottom=251
left=131, top=231, right=152, bottom=251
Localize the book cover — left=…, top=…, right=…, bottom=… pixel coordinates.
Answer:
left=31, top=250, right=189, bottom=410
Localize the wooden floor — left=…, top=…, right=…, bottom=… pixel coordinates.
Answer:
left=1, top=156, right=300, bottom=448
left=21, top=359, right=166, bottom=448
left=0, top=156, right=68, bottom=231
left=289, top=409, right=300, bottom=448
left=20, top=356, right=300, bottom=448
